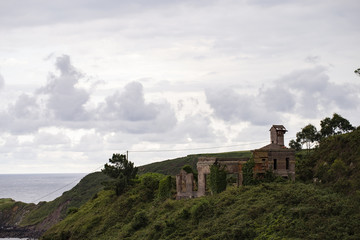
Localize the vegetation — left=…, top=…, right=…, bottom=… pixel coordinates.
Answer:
left=42, top=181, right=360, bottom=240
left=209, top=162, right=227, bottom=194
left=20, top=172, right=109, bottom=227
left=158, top=176, right=173, bottom=200
left=3, top=113, right=360, bottom=239
left=290, top=113, right=355, bottom=151
left=102, top=154, right=138, bottom=196
left=138, top=151, right=251, bottom=176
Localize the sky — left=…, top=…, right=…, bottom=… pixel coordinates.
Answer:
left=0, top=0, right=359, bottom=173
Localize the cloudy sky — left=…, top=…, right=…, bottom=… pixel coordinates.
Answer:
left=0, top=0, right=359, bottom=173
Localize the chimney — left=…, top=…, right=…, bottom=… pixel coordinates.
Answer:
left=270, top=125, right=287, bottom=146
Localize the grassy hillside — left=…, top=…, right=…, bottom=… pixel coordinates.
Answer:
left=138, top=151, right=251, bottom=176
left=296, top=127, right=360, bottom=194
left=42, top=178, right=360, bottom=240
left=20, top=172, right=109, bottom=230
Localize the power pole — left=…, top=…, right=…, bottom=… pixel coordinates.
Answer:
left=126, top=150, right=129, bottom=161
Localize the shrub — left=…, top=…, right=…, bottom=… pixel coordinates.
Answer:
left=131, top=210, right=148, bottom=230
left=209, top=162, right=227, bottom=194
left=158, top=175, right=173, bottom=200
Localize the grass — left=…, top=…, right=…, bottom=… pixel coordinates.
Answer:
left=42, top=179, right=360, bottom=240
left=20, top=172, right=109, bottom=227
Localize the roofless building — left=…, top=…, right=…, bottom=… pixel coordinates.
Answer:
left=176, top=125, right=296, bottom=199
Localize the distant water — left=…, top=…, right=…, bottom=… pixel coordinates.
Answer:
left=0, top=173, right=87, bottom=204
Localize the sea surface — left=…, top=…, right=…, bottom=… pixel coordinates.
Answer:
left=0, top=173, right=87, bottom=204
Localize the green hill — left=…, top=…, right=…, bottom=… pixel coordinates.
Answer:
left=42, top=179, right=360, bottom=240
left=138, top=151, right=252, bottom=176
left=0, top=172, right=109, bottom=238
left=3, top=128, right=360, bottom=239
left=296, top=127, right=360, bottom=194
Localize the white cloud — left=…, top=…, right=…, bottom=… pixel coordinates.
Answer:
left=37, top=55, right=90, bottom=121
left=206, top=66, right=360, bottom=126
left=0, top=73, right=4, bottom=89
left=0, top=1, right=360, bottom=173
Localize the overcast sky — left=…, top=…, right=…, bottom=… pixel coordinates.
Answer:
left=0, top=0, right=359, bottom=173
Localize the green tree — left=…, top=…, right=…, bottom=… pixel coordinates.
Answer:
left=289, top=139, right=302, bottom=151
left=242, top=158, right=257, bottom=186
left=319, top=113, right=355, bottom=139
left=296, top=124, right=319, bottom=151
left=209, top=161, right=227, bottom=194
left=158, top=176, right=173, bottom=200
left=355, top=68, right=360, bottom=76
left=102, top=153, right=138, bottom=196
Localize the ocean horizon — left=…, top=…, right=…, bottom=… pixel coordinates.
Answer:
left=0, top=173, right=87, bottom=204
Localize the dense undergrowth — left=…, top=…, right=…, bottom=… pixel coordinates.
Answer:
left=42, top=129, right=360, bottom=239
left=42, top=178, right=360, bottom=240
left=296, top=127, right=360, bottom=194
left=3, top=128, right=360, bottom=239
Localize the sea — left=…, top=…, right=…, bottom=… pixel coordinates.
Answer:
left=0, top=173, right=87, bottom=240
left=0, top=173, right=87, bottom=203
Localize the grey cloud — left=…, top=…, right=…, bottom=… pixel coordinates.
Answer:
left=205, top=88, right=279, bottom=126
left=102, top=82, right=157, bottom=121
left=305, top=55, right=320, bottom=64
left=260, top=86, right=296, bottom=112
left=0, top=55, right=178, bottom=135
left=97, top=81, right=177, bottom=134
left=0, top=95, right=45, bottom=134
left=0, top=0, right=193, bottom=29
left=38, top=55, right=90, bottom=121
left=9, top=94, right=40, bottom=119
left=34, top=132, right=71, bottom=146
left=281, top=66, right=360, bottom=116
left=206, top=66, right=360, bottom=125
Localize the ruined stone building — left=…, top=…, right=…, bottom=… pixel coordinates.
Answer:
left=176, top=125, right=295, bottom=199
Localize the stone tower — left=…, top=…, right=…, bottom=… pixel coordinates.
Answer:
left=270, top=125, right=287, bottom=146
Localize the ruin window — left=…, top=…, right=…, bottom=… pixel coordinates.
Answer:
left=286, top=158, right=289, bottom=170
left=273, top=159, right=277, bottom=170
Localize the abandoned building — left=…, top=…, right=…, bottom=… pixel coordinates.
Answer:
left=176, top=125, right=295, bottom=199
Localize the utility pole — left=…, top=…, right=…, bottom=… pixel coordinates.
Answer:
left=126, top=150, right=129, bottom=161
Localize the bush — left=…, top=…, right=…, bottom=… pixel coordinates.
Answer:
left=131, top=210, right=148, bottom=230
left=209, top=162, right=227, bottom=194
left=158, top=176, right=173, bottom=200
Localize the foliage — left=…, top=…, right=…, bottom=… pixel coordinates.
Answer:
left=295, top=150, right=316, bottom=182
left=296, top=124, right=319, bottom=151
left=102, top=153, right=138, bottom=196
left=319, top=113, right=355, bottom=139
left=131, top=210, right=149, bottom=230
left=181, top=164, right=194, bottom=173
left=310, top=128, right=360, bottom=194
left=20, top=172, right=109, bottom=227
left=242, top=158, right=257, bottom=186
left=209, top=162, right=227, bottom=194
left=42, top=182, right=360, bottom=240
left=289, top=139, right=302, bottom=151
left=158, top=176, right=173, bottom=201
left=355, top=68, right=360, bottom=76
left=182, top=164, right=198, bottom=182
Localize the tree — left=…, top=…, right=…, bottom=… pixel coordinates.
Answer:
left=319, top=113, right=355, bottom=139
left=158, top=175, right=173, bottom=200
left=102, top=153, right=138, bottom=195
left=289, top=139, right=302, bottom=151
left=296, top=124, right=319, bottom=151
left=242, top=158, right=257, bottom=186
left=209, top=161, right=227, bottom=194
left=355, top=68, right=360, bottom=76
